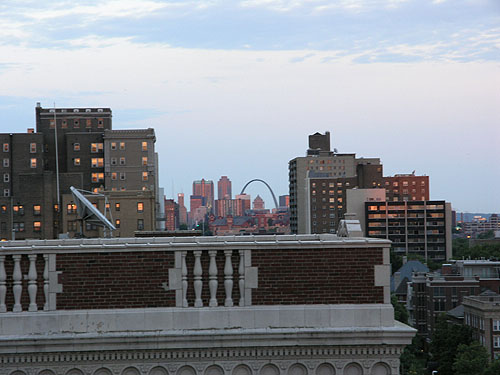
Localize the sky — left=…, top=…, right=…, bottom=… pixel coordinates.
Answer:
left=0, top=0, right=499, bottom=213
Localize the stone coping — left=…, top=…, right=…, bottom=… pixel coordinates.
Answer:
left=0, top=305, right=402, bottom=337
left=0, top=234, right=391, bottom=254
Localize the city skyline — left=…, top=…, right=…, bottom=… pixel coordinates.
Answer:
left=0, top=0, right=499, bottom=213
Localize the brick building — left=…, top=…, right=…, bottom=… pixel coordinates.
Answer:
left=0, top=233, right=414, bottom=372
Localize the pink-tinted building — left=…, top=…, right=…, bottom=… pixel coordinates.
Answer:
left=217, top=176, right=232, bottom=200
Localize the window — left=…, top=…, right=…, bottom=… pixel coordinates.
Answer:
left=111, top=142, right=117, bottom=150
left=91, top=143, right=103, bottom=153
left=62, top=120, right=67, bottom=129
left=494, top=320, right=500, bottom=331
left=142, top=172, right=148, bottom=181
left=4, top=188, right=10, bottom=196
left=137, top=202, right=144, bottom=213
left=403, top=181, right=408, bottom=186
left=1, top=205, right=6, bottom=213
left=120, top=172, right=126, bottom=180
left=119, top=157, right=126, bottom=165
left=3, top=173, right=8, bottom=182
left=33, top=205, right=41, bottom=215
left=13, top=222, right=24, bottom=232
left=74, top=143, right=80, bottom=151
left=86, top=119, right=92, bottom=128
left=494, top=336, right=500, bottom=349
left=2, top=158, right=8, bottom=167
left=115, top=219, right=120, bottom=228
left=74, top=119, right=79, bottom=128
left=74, top=158, right=80, bottom=166
left=142, top=156, right=148, bottom=166
left=111, top=157, right=117, bottom=165
left=33, top=221, right=41, bottom=232
left=393, top=182, right=398, bottom=187
left=137, top=219, right=144, bottom=230
left=111, top=172, right=118, bottom=180
left=49, top=120, right=55, bottom=129
left=3, top=143, right=9, bottom=152
left=91, top=158, right=104, bottom=168
left=67, top=203, right=77, bottom=214
left=53, top=204, right=59, bottom=212
left=68, top=221, right=77, bottom=231
left=13, top=205, right=24, bottom=215
left=115, top=203, right=120, bottom=211
left=142, top=141, right=147, bottom=151
left=91, top=173, right=104, bottom=182
left=421, top=181, right=426, bottom=186
left=30, top=143, right=36, bottom=153
left=119, top=142, right=125, bottom=150
left=97, top=119, right=104, bottom=128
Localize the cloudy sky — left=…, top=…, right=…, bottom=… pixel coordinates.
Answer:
left=0, top=0, right=499, bottom=213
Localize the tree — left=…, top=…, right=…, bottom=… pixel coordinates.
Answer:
left=477, top=229, right=495, bottom=239
left=452, top=341, right=489, bottom=375
left=484, top=359, right=500, bottom=375
left=391, top=294, right=408, bottom=325
left=400, top=335, right=428, bottom=375
left=430, top=314, right=473, bottom=375
left=179, top=224, right=188, bottom=230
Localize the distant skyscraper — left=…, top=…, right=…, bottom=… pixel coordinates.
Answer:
left=177, top=193, right=187, bottom=226
left=193, top=179, right=214, bottom=212
left=217, top=176, right=232, bottom=200
left=279, top=195, right=289, bottom=208
left=253, top=195, right=265, bottom=210
left=164, top=199, right=178, bottom=231
left=235, top=194, right=251, bottom=215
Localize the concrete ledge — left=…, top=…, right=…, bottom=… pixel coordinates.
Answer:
left=0, top=304, right=397, bottom=337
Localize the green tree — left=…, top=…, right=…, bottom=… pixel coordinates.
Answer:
left=430, top=314, right=473, bottom=375
left=484, top=359, right=500, bottom=375
left=391, top=249, right=403, bottom=272
left=452, top=341, right=489, bottom=375
left=179, top=224, right=188, bottom=230
left=391, top=294, right=408, bottom=325
left=477, top=230, right=495, bottom=239
left=400, top=335, right=428, bottom=375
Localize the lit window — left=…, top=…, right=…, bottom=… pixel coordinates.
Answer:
left=33, top=221, right=41, bottom=232
left=142, top=142, right=147, bottom=151
left=137, top=202, right=144, bottom=213
left=30, top=143, right=36, bottom=153
left=1, top=205, right=6, bottom=213
left=67, top=203, right=77, bottom=214
left=2, top=143, right=8, bottom=152
left=393, top=182, right=398, bottom=187
left=86, top=119, right=92, bottom=128
left=115, top=219, right=120, bottom=228
left=142, top=156, right=148, bottom=166
left=91, top=173, right=104, bottom=182
left=403, top=181, right=408, bottom=186
left=30, top=158, right=37, bottom=168
left=137, top=219, right=144, bottom=230
left=119, top=142, right=125, bottom=150
left=3, top=173, right=8, bottom=182
left=3, top=158, right=8, bottom=167
left=33, top=205, right=41, bottom=215
left=111, top=142, right=117, bottom=150
left=91, top=158, right=103, bottom=168
left=13, top=205, right=24, bottom=215
left=142, top=172, right=148, bottom=181
left=91, top=143, right=103, bottom=153
left=115, top=203, right=120, bottom=211
left=119, top=157, right=126, bottom=165
left=74, top=143, right=80, bottom=151
left=421, top=181, right=425, bottom=186
left=74, top=158, right=80, bottom=166
left=53, top=204, right=59, bottom=212
left=111, top=172, right=117, bottom=180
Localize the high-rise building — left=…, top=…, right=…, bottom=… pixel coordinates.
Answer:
left=0, top=104, right=160, bottom=240
left=217, top=176, right=232, bottom=200
left=253, top=195, right=265, bottom=210
left=177, top=193, right=187, bottom=226
left=164, top=198, right=178, bottom=231
left=235, top=194, right=251, bottom=216
left=193, top=179, right=214, bottom=212
left=279, top=195, right=290, bottom=208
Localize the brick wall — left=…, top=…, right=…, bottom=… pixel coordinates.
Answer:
left=0, top=245, right=384, bottom=311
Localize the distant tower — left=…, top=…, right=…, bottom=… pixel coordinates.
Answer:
left=218, top=176, right=232, bottom=200
left=253, top=195, right=265, bottom=210
left=193, top=179, right=214, bottom=212
left=177, top=193, right=187, bottom=226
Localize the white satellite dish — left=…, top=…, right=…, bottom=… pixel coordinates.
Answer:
left=70, top=186, right=116, bottom=232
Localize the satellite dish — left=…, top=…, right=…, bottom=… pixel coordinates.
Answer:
left=70, top=186, right=116, bottom=232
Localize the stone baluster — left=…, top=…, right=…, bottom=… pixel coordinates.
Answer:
left=224, top=250, right=233, bottom=307
left=193, top=250, right=203, bottom=307
left=43, top=254, right=49, bottom=311
left=239, top=250, right=245, bottom=307
left=0, top=256, right=6, bottom=312
left=181, top=251, right=188, bottom=307
left=208, top=250, right=218, bottom=307
left=28, top=254, right=38, bottom=312
left=12, top=255, right=22, bottom=312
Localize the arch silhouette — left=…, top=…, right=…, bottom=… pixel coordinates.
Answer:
left=240, top=179, right=279, bottom=209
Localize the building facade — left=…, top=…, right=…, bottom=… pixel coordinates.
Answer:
left=0, top=234, right=414, bottom=373
left=217, top=176, right=232, bottom=200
